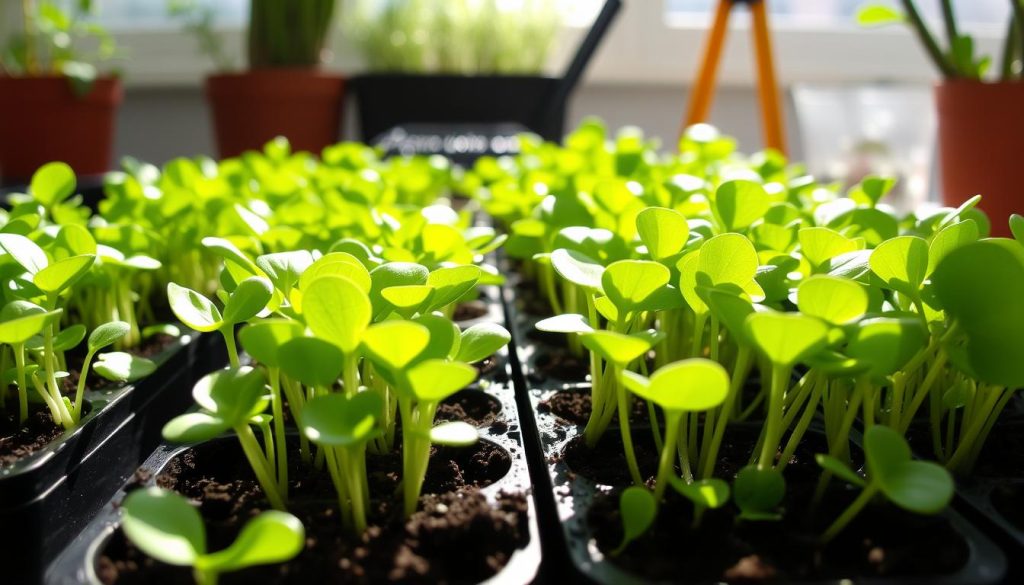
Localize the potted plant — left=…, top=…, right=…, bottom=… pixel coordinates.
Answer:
left=0, top=0, right=122, bottom=184
left=858, top=2, right=1024, bottom=236
left=345, top=0, right=620, bottom=145
left=170, top=0, right=345, bottom=158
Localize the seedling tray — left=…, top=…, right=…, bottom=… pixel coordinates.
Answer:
left=0, top=330, right=224, bottom=584
left=501, top=267, right=1007, bottom=585
left=48, top=285, right=541, bottom=585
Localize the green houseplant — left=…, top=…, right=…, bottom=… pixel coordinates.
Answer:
left=858, top=1, right=1024, bottom=236
left=0, top=0, right=122, bottom=182
left=345, top=0, right=620, bottom=147
left=170, top=0, right=345, bottom=158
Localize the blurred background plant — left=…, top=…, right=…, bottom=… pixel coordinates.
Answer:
left=168, top=0, right=338, bottom=69
left=345, top=0, right=562, bottom=74
left=1, top=0, right=121, bottom=93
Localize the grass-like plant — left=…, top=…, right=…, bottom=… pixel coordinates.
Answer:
left=344, top=0, right=561, bottom=74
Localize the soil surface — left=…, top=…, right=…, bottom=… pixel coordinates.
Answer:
left=453, top=300, right=489, bottom=322
left=568, top=426, right=969, bottom=582
left=0, top=333, right=178, bottom=467
left=538, top=389, right=652, bottom=428
left=98, top=436, right=528, bottom=585
left=0, top=407, right=65, bottom=467
left=436, top=389, right=503, bottom=428
left=530, top=348, right=590, bottom=383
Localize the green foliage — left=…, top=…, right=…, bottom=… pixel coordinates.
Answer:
left=121, top=487, right=304, bottom=584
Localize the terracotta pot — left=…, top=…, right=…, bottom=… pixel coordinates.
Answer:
left=936, top=80, right=1024, bottom=236
left=206, top=69, right=345, bottom=159
left=0, top=76, right=122, bottom=183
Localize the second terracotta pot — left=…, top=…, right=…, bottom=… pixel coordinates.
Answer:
left=0, top=75, right=122, bottom=184
left=206, top=69, right=345, bottom=159
left=936, top=80, right=1024, bottom=236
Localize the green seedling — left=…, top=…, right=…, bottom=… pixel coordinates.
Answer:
left=931, top=238, right=1024, bottom=474
left=301, top=392, right=381, bottom=533
left=121, top=487, right=304, bottom=585
left=613, top=486, right=658, bottom=555
left=162, top=367, right=285, bottom=511
left=621, top=359, right=730, bottom=499
left=819, top=426, right=953, bottom=542
left=167, top=277, right=273, bottom=367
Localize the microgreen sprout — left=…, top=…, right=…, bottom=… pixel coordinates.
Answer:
left=121, top=487, right=304, bottom=585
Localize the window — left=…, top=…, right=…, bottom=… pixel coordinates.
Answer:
left=97, top=0, right=247, bottom=30
left=665, top=0, right=1009, bottom=33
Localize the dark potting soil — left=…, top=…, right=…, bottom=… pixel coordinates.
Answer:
left=538, top=388, right=652, bottom=428
left=472, top=354, right=507, bottom=383
left=99, top=438, right=528, bottom=585
left=991, top=484, right=1024, bottom=532
left=436, top=389, right=502, bottom=428
left=0, top=333, right=179, bottom=467
left=577, top=429, right=968, bottom=583
left=531, top=348, right=589, bottom=383
left=453, top=300, right=489, bottom=322
left=0, top=407, right=64, bottom=467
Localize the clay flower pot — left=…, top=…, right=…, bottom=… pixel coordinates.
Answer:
left=0, top=75, right=122, bottom=183
left=935, top=80, right=1024, bottom=236
left=206, top=69, right=346, bottom=159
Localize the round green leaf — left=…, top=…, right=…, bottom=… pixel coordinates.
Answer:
left=167, top=283, right=223, bottom=333
left=712, top=180, right=770, bottom=232
left=931, top=239, right=1024, bottom=387
left=256, top=250, right=314, bottom=294
left=602, top=260, right=670, bottom=314
left=381, top=284, right=434, bottom=314
left=550, top=248, right=604, bottom=292
left=0, top=233, right=48, bottom=275
left=815, top=454, right=866, bottom=487
left=122, top=487, right=205, bottom=566
left=669, top=477, right=730, bottom=509
left=192, top=366, right=268, bottom=427
left=162, top=412, right=231, bottom=443
left=928, top=220, right=979, bottom=276
left=621, top=358, right=729, bottom=412
left=870, top=236, right=929, bottom=297
left=413, top=313, right=461, bottom=361
left=88, top=321, right=130, bottom=353
left=744, top=312, right=829, bottom=368
left=733, top=465, right=785, bottom=520
left=455, top=323, right=510, bottom=364
left=238, top=319, right=304, bottom=369
left=881, top=461, right=954, bottom=515
left=407, top=359, right=477, bottom=402
left=222, top=277, right=273, bottom=325
left=30, top=161, right=76, bottom=207
left=697, top=233, right=764, bottom=300
left=199, top=510, right=305, bottom=573
left=302, top=391, right=382, bottom=447
left=426, top=265, right=482, bottom=311
left=636, top=207, right=689, bottom=260
left=94, top=352, right=157, bottom=383
left=799, top=227, right=860, bottom=271
left=616, top=487, right=657, bottom=552
left=581, top=330, right=655, bottom=366
left=299, top=252, right=371, bottom=294
left=33, top=254, right=94, bottom=294
left=303, top=275, right=371, bottom=354
left=361, top=321, right=430, bottom=373
left=846, top=317, right=927, bottom=379
left=796, top=275, right=868, bottom=325
left=278, top=337, right=344, bottom=388
left=0, top=302, right=56, bottom=344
